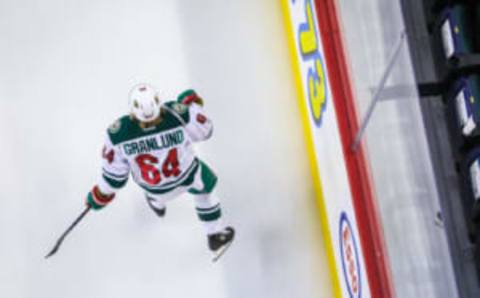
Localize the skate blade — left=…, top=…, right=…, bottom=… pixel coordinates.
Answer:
left=211, top=241, right=233, bottom=263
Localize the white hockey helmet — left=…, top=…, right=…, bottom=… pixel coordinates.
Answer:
left=128, top=83, right=162, bottom=122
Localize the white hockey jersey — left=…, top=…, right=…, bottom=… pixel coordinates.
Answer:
left=97, top=100, right=213, bottom=195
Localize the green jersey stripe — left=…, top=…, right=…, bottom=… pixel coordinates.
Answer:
left=196, top=208, right=221, bottom=215
left=102, top=174, right=128, bottom=189
left=102, top=168, right=128, bottom=180
left=196, top=204, right=220, bottom=213
left=196, top=209, right=222, bottom=222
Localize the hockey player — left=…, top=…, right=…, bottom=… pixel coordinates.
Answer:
left=85, top=84, right=234, bottom=259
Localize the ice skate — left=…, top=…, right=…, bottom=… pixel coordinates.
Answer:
left=209, top=226, right=235, bottom=262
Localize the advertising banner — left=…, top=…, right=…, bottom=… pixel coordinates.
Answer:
left=282, top=1, right=372, bottom=297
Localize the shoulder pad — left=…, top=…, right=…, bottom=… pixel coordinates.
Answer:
left=107, top=115, right=135, bottom=145
left=108, top=119, right=122, bottom=134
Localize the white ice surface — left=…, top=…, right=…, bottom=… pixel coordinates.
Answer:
left=0, top=1, right=332, bottom=298
left=0, top=1, right=223, bottom=298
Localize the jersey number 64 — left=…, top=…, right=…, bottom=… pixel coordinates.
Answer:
left=135, top=148, right=180, bottom=185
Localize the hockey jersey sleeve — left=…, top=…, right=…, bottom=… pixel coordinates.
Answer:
left=97, top=132, right=130, bottom=195
left=176, top=90, right=213, bottom=142
left=184, top=102, right=213, bottom=142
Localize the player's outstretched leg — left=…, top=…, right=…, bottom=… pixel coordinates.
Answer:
left=189, top=161, right=235, bottom=261
left=146, top=194, right=166, bottom=218
left=192, top=191, right=235, bottom=261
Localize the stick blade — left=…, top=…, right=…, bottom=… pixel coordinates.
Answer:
left=45, top=243, right=60, bottom=259
left=44, top=206, right=91, bottom=260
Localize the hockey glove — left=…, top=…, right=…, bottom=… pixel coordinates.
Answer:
left=177, top=89, right=203, bottom=106
left=86, top=185, right=115, bottom=210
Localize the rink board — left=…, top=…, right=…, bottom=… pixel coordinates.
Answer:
left=281, top=1, right=372, bottom=297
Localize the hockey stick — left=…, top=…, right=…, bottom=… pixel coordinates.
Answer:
left=45, top=205, right=91, bottom=259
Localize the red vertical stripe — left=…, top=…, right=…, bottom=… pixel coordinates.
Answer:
left=314, top=1, right=395, bottom=297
